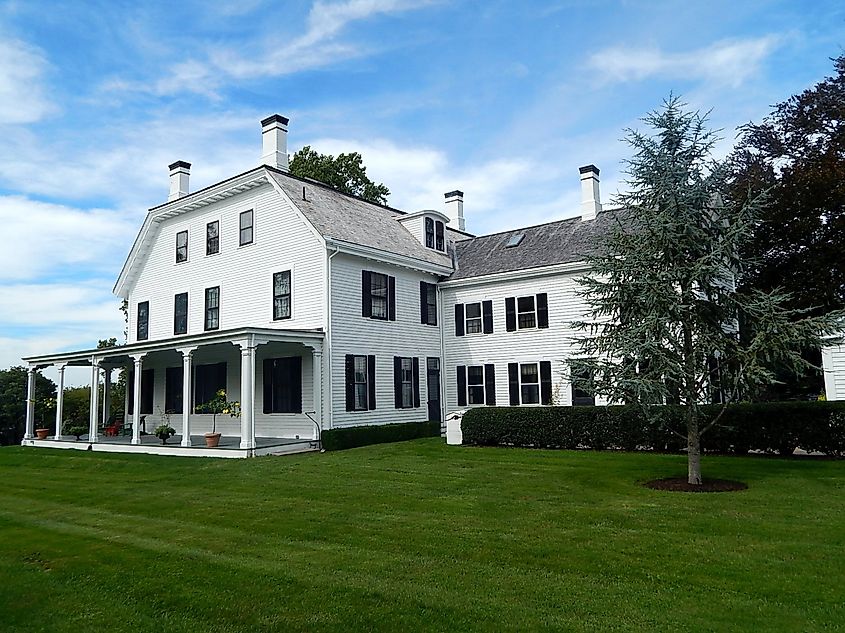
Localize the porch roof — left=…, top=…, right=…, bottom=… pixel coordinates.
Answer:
left=22, top=327, right=324, bottom=368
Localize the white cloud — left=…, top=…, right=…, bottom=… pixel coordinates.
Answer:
left=0, top=280, right=122, bottom=327
left=105, top=0, right=435, bottom=98
left=0, top=196, right=136, bottom=281
left=0, top=37, right=55, bottom=124
left=588, top=36, right=781, bottom=88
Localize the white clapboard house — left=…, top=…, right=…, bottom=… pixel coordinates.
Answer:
left=22, top=114, right=840, bottom=457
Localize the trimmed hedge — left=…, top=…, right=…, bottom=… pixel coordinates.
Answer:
left=461, top=401, right=845, bottom=456
left=321, top=420, right=441, bottom=451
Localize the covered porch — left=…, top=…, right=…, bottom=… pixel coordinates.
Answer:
left=21, top=327, right=325, bottom=458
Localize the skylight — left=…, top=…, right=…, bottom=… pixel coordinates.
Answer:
left=505, top=232, right=525, bottom=248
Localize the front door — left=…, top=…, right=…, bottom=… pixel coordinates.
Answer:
left=426, top=357, right=441, bottom=422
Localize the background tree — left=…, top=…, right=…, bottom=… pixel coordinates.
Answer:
left=0, top=367, right=56, bottom=445
left=572, top=97, right=842, bottom=485
left=98, top=337, right=126, bottom=420
left=730, top=55, right=845, bottom=398
left=289, top=145, right=390, bottom=204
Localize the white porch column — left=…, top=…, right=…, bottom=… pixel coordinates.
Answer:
left=54, top=364, right=66, bottom=439
left=131, top=355, right=145, bottom=445
left=180, top=347, right=196, bottom=447
left=88, top=359, right=101, bottom=442
left=24, top=367, right=36, bottom=440
left=312, top=347, right=323, bottom=440
left=239, top=343, right=256, bottom=450
left=102, top=368, right=112, bottom=428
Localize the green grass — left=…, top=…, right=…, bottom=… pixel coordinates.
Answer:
left=0, top=441, right=843, bottom=632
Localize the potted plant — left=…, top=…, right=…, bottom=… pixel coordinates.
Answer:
left=35, top=396, right=55, bottom=440
left=196, top=389, right=241, bottom=447
left=154, top=424, right=176, bottom=444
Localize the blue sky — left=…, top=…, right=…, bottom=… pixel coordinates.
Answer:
left=0, top=0, right=843, bottom=382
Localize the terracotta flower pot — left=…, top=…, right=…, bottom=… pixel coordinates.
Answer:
left=35, top=428, right=50, bottom=440
left=205, top=432, right=221, bottom=448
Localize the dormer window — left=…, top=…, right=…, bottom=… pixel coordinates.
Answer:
left=425, top=217, right=445, bottom=252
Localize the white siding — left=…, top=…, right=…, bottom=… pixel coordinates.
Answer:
left=127, top=182, right=325, bottom=343
left=127, top=341, right=317, bottom=439
left=442, top=270, right=602, bottom=412
left=822, top=341, right=845, bottom=401
left=329, top=253, right=442, bottom=428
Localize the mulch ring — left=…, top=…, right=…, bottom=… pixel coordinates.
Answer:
left=644, top=477, right=748, bottom=493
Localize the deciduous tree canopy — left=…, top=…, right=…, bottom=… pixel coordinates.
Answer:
left=289, top=145, right=390, bottom=204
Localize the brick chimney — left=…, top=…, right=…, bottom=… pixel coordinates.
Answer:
left=579, top=165, right=602, bottom=221
left=168, top=161, right=191, bottom=202
left=445, top=190, right=465, bottom=231
left=261, top=114, right=289, bottom=171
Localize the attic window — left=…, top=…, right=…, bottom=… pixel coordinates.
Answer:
left=506, top=233, right=525, bottom=248
left=425, top=217, right=446, bottom=252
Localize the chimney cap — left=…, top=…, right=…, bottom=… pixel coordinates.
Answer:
left=168, top=160, right=191, bottom=171
left=579, top=164, right=600, bottom=175
left=261, top=114, right=289, bottom=127
left=444, top=190, right=464, bottom=199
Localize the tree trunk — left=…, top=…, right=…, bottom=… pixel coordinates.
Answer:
left=687, top=409, right=702, bottom=485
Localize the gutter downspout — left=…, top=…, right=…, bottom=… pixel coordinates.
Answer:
left=326, top=244, right=341, bottom=430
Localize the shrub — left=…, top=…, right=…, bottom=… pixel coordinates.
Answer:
left=321, top=421, right=440, bottom=451
left=460, top=402, right=845, bottom=456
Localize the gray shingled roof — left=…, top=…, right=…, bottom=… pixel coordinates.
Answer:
left=450, top=210, right=623, bottom=280
left=267, top=169, right=452, bottom=268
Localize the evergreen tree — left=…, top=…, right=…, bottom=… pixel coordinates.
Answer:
left=572, top=97, right=842, bottom=485
left=289, top=145, right=390, bottom=204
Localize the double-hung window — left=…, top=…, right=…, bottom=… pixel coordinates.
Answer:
left=263, top=357, right=302, bottom=413
left=362, top=270, right=395, bottom=320
left=204, top=286, right=220, bottom=331
left=393, top=356, right=420, bottom=409
left=424, top=217, right=445, bottom=251
left=505, top=293, right=549, bottom=331
left=456, top=364, right=496, bottom=406
left=345, top=354, right=375, bottom=411
left=273, top=271, right=291, bottom=320
left=176, top=230, right=188, bottom=263
left=425, top=217, right=435, bottom=249
left=206, top=221, right=219, bottom=255
left=136, top=301, right=149, bottom=341
left=174, top=292, right=188, bottom=335
left=465, top=302, right=482, bottom=334
left=420, top=281, right=437, bottom=325
left=239, top=210, right=254, bottom=246
left=508, top=361, right=553, bottom=405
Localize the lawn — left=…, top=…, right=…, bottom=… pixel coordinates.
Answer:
left=0, top=441, right=843, bottom=632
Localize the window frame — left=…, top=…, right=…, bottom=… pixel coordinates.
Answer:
left=369, top=271, right=388, bottom=320
left=466, top=365, right=485, bottom=405
left=175, top=230, right=188, bottom=263
left=204, top=286, right=220, bottom=331
left=239, top=209, right=254, bottom=246
left=517, top=295, right=537, bottom=329
left=435, top=220, right=445, bottom=251
left=425, top=217, right=435, bottom=249
left=272, top=270, right=292, bottom=321
left=519, top=362, right=540, bottom=405
left=173, top=292, right=188, bottom=335
left=352, top=355, right=369, bottom=411
left=136, top=301, right=149, bottom=341
left=206, top=220, right=220, bottom=256
left=263, top=356, right=302, bottom=414
left=465, top=302, right=482, bottom=334
left=400, top=357, right=414, bottom=408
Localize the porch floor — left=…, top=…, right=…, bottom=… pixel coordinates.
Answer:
left=25, top=434, right=318, bottom=458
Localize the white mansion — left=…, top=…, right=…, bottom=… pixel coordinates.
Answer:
left=21, top=115, right=845, bottom=457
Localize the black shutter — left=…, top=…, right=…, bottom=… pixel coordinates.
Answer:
left=484, top=364, right=496, bottom=405
left=482, top=300, right=493, bottom=334
left=455, top=303, right=465, bottom=337
left=394, top=356, right=402, bottom=408
left=263, top=358, right=274, bottom=414
left=505, top=297, right=516, bottom=331
left=413, top=357, right=420, bottom=408
left=457, top=366, right=467, bottom=407
left=540, top=361, right=552, bottom=405
left=508, top=363, right=520, bottom=405
left=537, top=293, right=549, bottom=329
left=345, top=354, right=355, bottom=411
left=127, top=370, right=134, bottom=415
left=420, top=281, right=428, bottom=323
left=290, top=356, right=302, bottom=413
left=388, top=275, right=396, bottom=321
left=367, top=355, right=376, bottom=410
left=361, top=271, right=372, bottom=317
